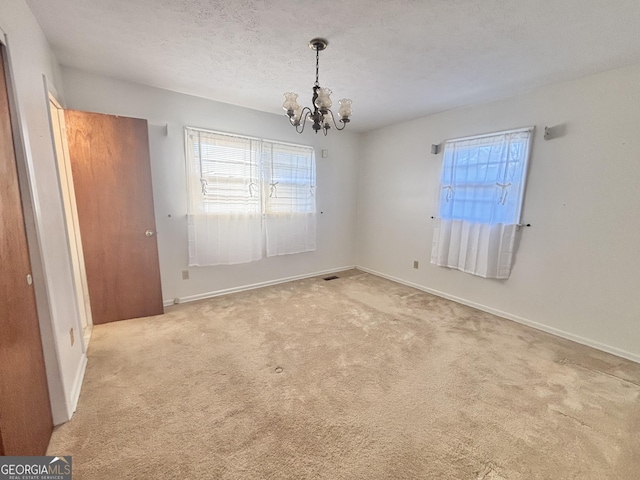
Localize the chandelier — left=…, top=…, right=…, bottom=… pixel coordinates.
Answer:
left=282, top=38, right=352, bottom=135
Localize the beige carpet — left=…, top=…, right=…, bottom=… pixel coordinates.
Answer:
left=47, top=270, right=640, bottom=479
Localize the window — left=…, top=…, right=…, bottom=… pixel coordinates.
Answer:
left=438, top=129, right=530, bottom=224
left=262, top=142, right=316, bottom=215
left=185, top=127, right=316, bottom=266
left=431, top=127, right=533, bottom=279
left=193, top=131, right=261, bottom=215
left=262, top=141, right=317, bottom=257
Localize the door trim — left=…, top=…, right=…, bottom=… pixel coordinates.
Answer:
left=47, top=91, right=92, bottom=355
left=41, top=75, right=89, bottom=420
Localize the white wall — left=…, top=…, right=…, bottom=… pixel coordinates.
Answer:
left=357, top=63, right=640, bottom=362
left=61, top=68, right=360, bottom=303
left=0, top=0, right=87, bottom=424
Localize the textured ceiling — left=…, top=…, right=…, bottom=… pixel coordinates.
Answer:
left=26, top=0, right=640, bottom=132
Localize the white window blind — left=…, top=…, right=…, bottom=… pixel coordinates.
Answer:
left=185, top=127, right=316, bottom=266
left=193, top=131, right=261, bottom=215
left=431, top=127, right=533, bottom=279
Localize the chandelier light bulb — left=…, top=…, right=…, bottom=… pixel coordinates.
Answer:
left=338, top=98, right=352, bottom=122
left=323, top=111, right=333, bottom=130
left=282, top=92, right=300, bottom=117
left=314, top=87, right=333, bottom=112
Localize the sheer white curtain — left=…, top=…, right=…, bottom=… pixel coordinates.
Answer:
left=431, top=128, right=533, bottom=279
left=263, top=142, right=316, bottom=257
left=186, top=129, right=263, bottom=266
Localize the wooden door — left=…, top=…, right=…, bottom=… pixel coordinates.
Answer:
left=0, top=47, right=53, bottom=455
left=64, top=111, right=164, bottom=324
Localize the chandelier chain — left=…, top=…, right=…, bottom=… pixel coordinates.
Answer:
left=314, top=48, right=320, bottom=87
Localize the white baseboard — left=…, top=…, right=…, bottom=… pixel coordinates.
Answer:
left=164, top=265, right=356, bottom=307
left=356, top=266, right=640, bottom=365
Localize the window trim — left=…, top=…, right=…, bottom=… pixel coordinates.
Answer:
left=185, top=125, right=312, bottom=152
left=444, top=126, right=534, bottom=144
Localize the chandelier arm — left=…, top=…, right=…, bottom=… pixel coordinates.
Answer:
left=327, top=109, right=348, bottom=130
left=288, top=106, right=312, bottom=128
left=292, top=107, right=313, bottom=134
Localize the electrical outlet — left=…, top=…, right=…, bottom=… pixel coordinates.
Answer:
left=182, top=270, right=189, bottom=280
left=70, top=327, right=75, bottom=346
left=413, top=260, right=419, bottom=269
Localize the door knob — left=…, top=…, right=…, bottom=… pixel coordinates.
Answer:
left=145, top=230, right=156, bottom=237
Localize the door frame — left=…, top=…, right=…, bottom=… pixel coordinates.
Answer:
left=46, top=91, right=92, bottom=353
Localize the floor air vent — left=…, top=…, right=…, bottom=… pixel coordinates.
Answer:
left=323, top=275, right=339, bottom=281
